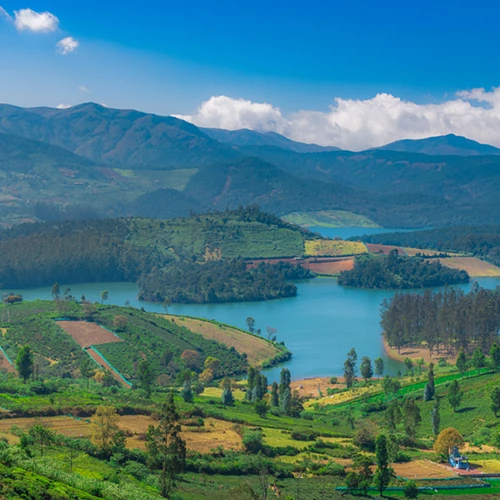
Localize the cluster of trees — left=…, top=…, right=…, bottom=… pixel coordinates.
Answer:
left=138, top=260, right=311, bottom=304
left=361, top=225, right=500, bottom=267
left=338, top=250, right=469, bottom=289
left=343, top=348, right=385, bottom=387
left=381, top=285, right=500, bottom=355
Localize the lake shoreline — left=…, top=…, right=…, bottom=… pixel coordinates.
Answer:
left=382, top=337, right=457, bottom=364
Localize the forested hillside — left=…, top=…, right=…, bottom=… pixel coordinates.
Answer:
left=338, top=250, right=469, bottom=289
left=0, top=208, right=315, bottom=303
left=360, top=226, right=500, bottom=266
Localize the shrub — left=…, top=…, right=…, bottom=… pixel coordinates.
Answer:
left=242, top=430, right=263, bottom=454
left=291, top=430, right=318, bottom=441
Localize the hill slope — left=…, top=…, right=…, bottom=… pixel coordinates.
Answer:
left=0, top=103, right=240, bottom=169
left=201, top=127, right=339, bottom=153
left=376, top=133, right=500, bottom=156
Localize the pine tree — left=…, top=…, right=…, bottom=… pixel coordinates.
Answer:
left=360, top=356, right=373, bottom=384
left=221, top=378, right=234, bottom=406
left=423, top=382, right=433, bottom=402
left=344, top=348, right=357, bottom=388
left=447, top=380, right=463, bottom=412
left=427, top=362, right=435, bottom=399
left=490, top=387, right=500, bottom=417
left=146, top=392, right=186, bottom=498
left=280, top=387, right=291, bottom=414
left=279, top=368, right=291, bottom=408
left=270, top=381, right=279, bottom=407
left=374, top=434, right=392, bottom=496
left=181, top=380, right=193, bottom=403
left=490, top=343, right=500, bottom=372
left=374, top=357, right=385, bottom=378
left=246, top=367, right=256, bottom=401
left=403, top=398, right=421, bottom=440
left=16, top=345, right=34, bottom=383
left=431, top=399, right=441, bottom=437
left=472, top=346, right=486, bottom=373
left=456, top=348, right=467, bottom=376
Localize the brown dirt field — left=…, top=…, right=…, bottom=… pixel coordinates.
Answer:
left=393, top=460, right=457, bottom=479
left=0, top=352, right=14, bottom=373
left=291, top=377, right=343, bottom=398
left=86, top=348, right=131, bottom=388
left=383, top=338, right=457, bottom=364
left=302, top=258, right=354, bottom=275
left=438, top=257, right=500, bottom=277
left=164, top=315, right=279, bottom=366
left=57, top=321, right=123, bottom=348
left=119, top=415, right=242, bottom=453
left=366, top=243, right=406, bottom=255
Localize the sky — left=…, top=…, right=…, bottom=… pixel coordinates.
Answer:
left=2, top=1, right=500, bottom=150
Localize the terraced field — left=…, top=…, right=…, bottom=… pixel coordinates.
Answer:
left=304, top=239, right=367, bottom=257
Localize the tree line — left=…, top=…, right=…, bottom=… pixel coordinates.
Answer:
left=381, top=285, right=500, bottom=355
left=338, top=250, right=469, bottom=289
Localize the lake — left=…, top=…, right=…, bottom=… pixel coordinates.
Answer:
left=11, top=277, right=500, bottom=383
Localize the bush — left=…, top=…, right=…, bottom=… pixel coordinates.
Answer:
left=291, top=430, right=318, bottom=441
left=242, top=430, right=263, bottom=454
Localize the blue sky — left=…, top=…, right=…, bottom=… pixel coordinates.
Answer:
left=1, top=1, right=500, bottom=149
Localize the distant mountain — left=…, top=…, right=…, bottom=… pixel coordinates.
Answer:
left=201, top=127, right=340, bottom=153
left=0, top=103, right=240, bottom=169
left=376, top=134, right=500, bottom=156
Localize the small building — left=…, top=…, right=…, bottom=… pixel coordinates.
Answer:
left=449, top=446, right=469, bottom=470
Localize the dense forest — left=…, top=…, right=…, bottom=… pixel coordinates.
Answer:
left=381, top=285, right=500, bottom=355
left=361, top=226, right=500, bottom=266
left=338, top=250, right=469, bottom=289
left=138, top=260, right=312, bottom=303
left=0, top=208, right=314, bottom=304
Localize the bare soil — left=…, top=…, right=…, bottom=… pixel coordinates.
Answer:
left=393, top=460, right=457, bottom=479
left=57, top=321, right=123, bottom=348
left=383, top=338, right=457, bottom=364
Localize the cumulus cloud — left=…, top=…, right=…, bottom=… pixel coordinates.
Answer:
left=56, top=36, right=79, bottom=55
left=176, top=88, right=500, bottom=151
left=13, top=8, right=59, bottom=32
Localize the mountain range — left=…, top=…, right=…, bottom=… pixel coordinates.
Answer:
left=1, top=101, right=500, bottom=228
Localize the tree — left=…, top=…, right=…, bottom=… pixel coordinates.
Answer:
left=29, top=422, right=54, bottom=457
left=352, top=455, right=373, bottom=495
left=344, top=348, right=357, bottom=388
left=360, top=356, right=373, bottom=384
left=382, top=375, right=401, bottom=396
left=16, top=345, right=34, bottom=383
left=279, top=368, right=291, bottom=411
left=404, top=480, right=419, bottom=499
left=242, top=429, right=263, bottom=454
left=137, top=360, right=154, bottom=397
left=221, top=378, right=234, bottom=406
left=91, top=406, right=120, bottom=452
left=266, top=326, right=278, bottom=341
left=431, top=399, right=441, bottom=437
left=51, top=282, right=60, bottom=300
left=254, top=399, right=268, bottom=418
left=288, top=390, right=305, bottom=417
left=113, top=315, right=128, bottom=331
left=374, top=357, right=385, bottom=378
left=447, top=380, right=463, bottom=412
left=80, top=357, right=96, bottom=389
left=199, top=368, right=214, bottom=385
left=471, top=346, right=486, bottom=373
left=386, top=400, right=401, bottom=432
left=433, top=428, right=464, bottom=458
left=203, top=356, right=221, bottom=377
left=404, top=357, right=413, bottom=374
left=246, top=317, right=256, bottom=333
left=374, top=434, right=392, bottom=496
left=403, top=398, right=421, bottom=440
left=146, top=392, right=186, bottom=498
left=100, top=289, right=109, bottom=305
left=491, top=387, right=500, bottom=417
left=181, top=380, right=193, bottom=403
left=270, top=381, right=279, bottom=407
left=426, top=363, right=435, bottom=400
left=180, top=349, right=201, bottom=370
left=490, top=343, right=500, bottom=372
left=456, top=348, right=467, bottom=376
left=280, top=387, right=291, bottom=414
left=162, top=298, right=171, bottom=315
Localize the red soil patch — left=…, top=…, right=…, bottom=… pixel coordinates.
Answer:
left=0, top=352, right=14, bottom=373
left=57, top=321, right=122, bottom=348
left=366, top=243, right=406, bottom=255
left=393, top=460, right=456, bottom=479
left=246, top=257, right=354, bottom=276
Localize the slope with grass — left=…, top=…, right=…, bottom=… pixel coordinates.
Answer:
left=282, top=210, right=379, bottom=228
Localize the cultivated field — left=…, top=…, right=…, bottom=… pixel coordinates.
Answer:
left=57, top=321, right=123, bottom=348
left=282, top=210, right=379, bottom=228
left=303, top=258, right=354, bottom=275
left=86, top=347, right=131, bottom=387
left=304, top=240, right=367, bottom=257
left=437, top=257, right=500, bottom=277
left=366, top=243, right=406, bottom=255
left=392, top=460, right=456, bottom=479
left=164, top=315, right=280, bottom=366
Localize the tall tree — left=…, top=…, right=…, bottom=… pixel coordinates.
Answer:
left=386, top=400, right=402, bottom=432
left=403, top=398, right=421, bottom=440
left=374, top=434, right=392, bottom=496
left=29, top=423, right=54, bottom=458
left=246, top=317, right=256, bottom=334
left=447, top=380, right=463, bottom=412
left=91, top=405, right=120, bottom=452
left=181, top=380, right=193, bottom=403
left=490, top=343, right=500, bottom=372
left=431, top=398, right=441, bottom=437
left=51, top=282, right=60, bottom=300
left=137, top=359, right=155, bottom=397
left=16, top=345, right=34, bottom=383
left=80, top=357, right=96, bottom=389
left=221, top=378, right=234, bottom=406
left=270, top=381, right=279, bottom=407
left=146, top=392, right=186, bottom=498
left=456, top=348, right=467, bottom=376
left=279, top=368, right=291, bottom=411
left=491, top=387, right=500, bottom=417
left=344, top=348, right=357, bottom=388
left=100, top=289, right=109, bottom=305
left=360, top=356, right=373, bottom=384
left=374, top=357, right=385, bottom=378
left=471, top=346, right=486, bottom=373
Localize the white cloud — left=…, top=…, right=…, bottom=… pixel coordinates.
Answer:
left=56, top=36, right=79, bottom=55
left=56, top=103, right=71, bottom=109
left=78, top=85, right=92, bottom=94
left=0, top=6, right=11, bottom=21
left=13, top=8, right=58, bottom=32
left=177, top=88, right=500, bottom=150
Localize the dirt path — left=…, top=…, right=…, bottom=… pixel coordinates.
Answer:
left=85, top=348, right=131, bottom=388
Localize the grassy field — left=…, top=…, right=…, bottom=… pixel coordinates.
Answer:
left=163, top=315, right=284, bottom=367
left=304, top=239, right=367, bottom=257
left=282, top=210, right=379, bottom=228
left=436, top=257, right=500, bottom=277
